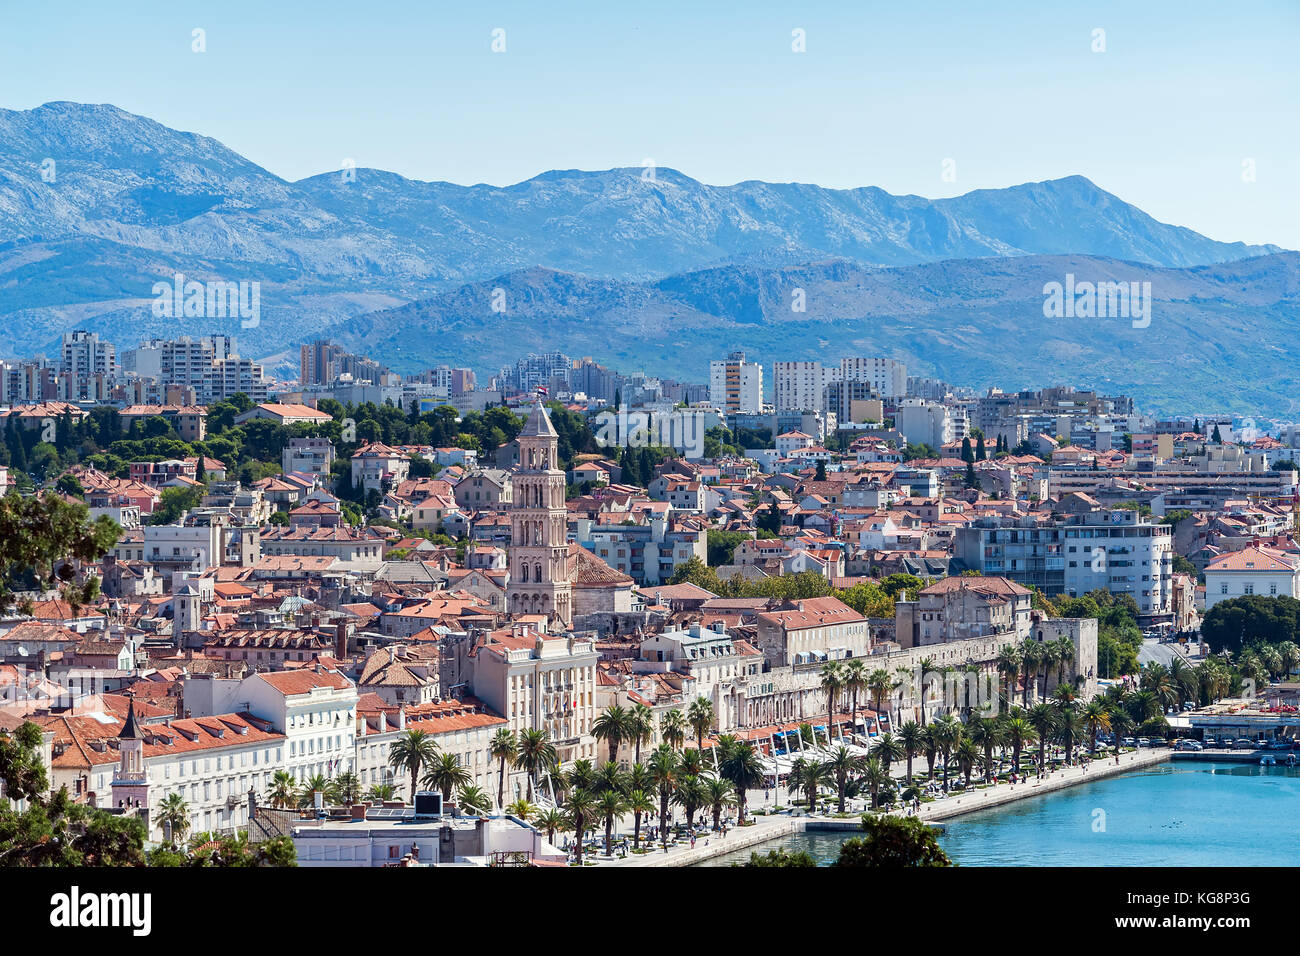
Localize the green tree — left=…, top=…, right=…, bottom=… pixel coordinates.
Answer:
left=835, top=814, right=952, bottom=867
left=388, top=729, right=439, bottom=801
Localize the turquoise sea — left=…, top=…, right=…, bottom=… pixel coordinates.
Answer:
left=695, top=761, right=1300, bottom=866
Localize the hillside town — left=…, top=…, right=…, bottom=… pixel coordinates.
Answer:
left=3, top=332, right=1299, bottom=867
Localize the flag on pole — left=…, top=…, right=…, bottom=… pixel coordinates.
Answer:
left=536, top=385, right=548, bottom=396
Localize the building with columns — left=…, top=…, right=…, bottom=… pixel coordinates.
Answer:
left=506, top=400, right=573, bottom=629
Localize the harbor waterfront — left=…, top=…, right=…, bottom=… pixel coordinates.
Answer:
left=692, top=756, right=1300, bottom=867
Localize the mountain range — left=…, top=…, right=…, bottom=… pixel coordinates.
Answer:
left=0, top=101, right=1294, bottom=414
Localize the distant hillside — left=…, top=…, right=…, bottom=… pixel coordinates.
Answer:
left=0, top=101, right=1293, bottom=414
left=335, top=253, right=1300, bottom=417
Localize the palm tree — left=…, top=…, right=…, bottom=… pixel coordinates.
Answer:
left=966, top=715, right=1002, bottom=784
left=1054, top=636, right=1076, bottom=693
left=704, top=775, right=734, bottom=831
left=332, top=771, right=361, bottom=805
left=506, top=798, right=536, bottom=820
left=388, top=729, right=439, bottom=801
left=626, top=762, right=653, bottom=796
left=567, top=758, right=598, bottom=794
left=862, top=755, right=890, bottom=810
left=267, top=770, right=298, bottom=809
left=297, top=773, right=331, bottom=808
left=457, top=785, right=492, bottom=815
left=673, top=774, right=707, bottom=829
left=687, top=696, right=715, bottom=751
left=679, top=747, right=705, bottom=778
left=916, top=656, right=937, bottom=723
left=719, top=739, right=765, bottom=824
left=513, top=728, right=557, bottom=801
left=1057, top=706, right=1085, bottom=763
left=626, top=789, right=655, bottom=848
left=594, top=760, right=626, bottom=795
left=931, top=715, right=962, bottom=791
left=1279, top=641, right=1300, bottom=678
left=825, top=745, right=865, bottom=812
left=365, top=783, right=396, bottom=802
left=1038, top=641, right=1060, bottom=703
left=1083, top=700, right=1111, bottom=754
left=843, top=659, right=869, bottom=741
left=489, top=728, right=517, bottom=809
left=566, top=788, right=597, bottom=864
left=872, top=732, right=904, bottom=778
left=1020, top=639, right=1042, bottom=707
left=536, top=807, right=566, bottom=845
left=997, top=645, right=1023, bottom=711
left=157, top=792, right=189, bottom=847
left=1003, top=716, right=1037, bottom=777
left=1027, top=702, right=1058, bottom=775
left=596, top=789, right=627, bottom=856
left=1168, top=656, right=1198, bottom=709
left=647, top=743, right=681, bottom=847
left=592, top=704, right=632, bottom=765
left=920, top=725, right=940, bottom=779
left=788, top=757, right=827, bottom=813
left=628, top=703, right=655, bottom=764
left=659, top=709, right=688, bottom=750
left=820, top=661, right=846, bottom=744
left=422, top=752, right=471, bottom=804
left=899, top=720, right=923, bottom=782
left=954, top=737, right=982, bottom=790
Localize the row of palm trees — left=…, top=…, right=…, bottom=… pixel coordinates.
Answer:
left=539, top=736, right=767, bottom=864
left=591, top=699, right=718, bottom=767
left=824, top=679, right=1181, bottom=808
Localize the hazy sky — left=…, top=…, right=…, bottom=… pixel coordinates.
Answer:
left=3, top=0, right=1297, bottom=247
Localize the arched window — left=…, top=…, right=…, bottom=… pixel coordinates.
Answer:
left=535, top=563, right=543, bottom=582
left=522, top=564, right=529, bottom=582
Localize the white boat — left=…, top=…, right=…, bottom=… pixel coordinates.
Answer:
left=1286, top=754, right=1297, bottom=767
left=1260, top=755, right=1277, bottom=766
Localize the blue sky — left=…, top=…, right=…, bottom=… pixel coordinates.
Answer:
left=3, top=0, right=1297, bottom=247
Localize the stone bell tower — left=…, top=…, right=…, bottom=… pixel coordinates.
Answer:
left=506, top=399, right=572, bottom=629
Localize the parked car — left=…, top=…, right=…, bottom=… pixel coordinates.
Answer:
left=1268, top=738, right=1293, bottom=750
left=1202, top=736, right=1218, bottom=747
left=1233, top=738, right=1256, bottom=750
left=1122, top=737, right=1136, bottom=747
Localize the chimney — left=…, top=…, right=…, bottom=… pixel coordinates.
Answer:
left=397, top=706, right=406, bottom=731
left=335, top=621, right=350, bottom=659
left=350, top=802, right=368, bottom=821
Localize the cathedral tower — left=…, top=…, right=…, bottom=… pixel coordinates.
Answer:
left=506, top=399, right=572, bottom=629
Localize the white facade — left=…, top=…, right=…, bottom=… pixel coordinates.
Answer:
left=1062, top=510, right=1174, bottom=619
left=1204, top=546, right=1300, bottom=612
left=840, top=357, right=908, bottom=400
left=709, top=351, right=763, bottom=414
left=773, top=361, right=831, bottom=413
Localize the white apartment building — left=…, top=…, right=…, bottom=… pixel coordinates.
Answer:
left=896, top=398, right=966, bottom=450
left=773, top=361, right=832, bottom=413
left=61, top=330, right=116, bottom=387
left=353, top=699, right=510, bottom=803
left=472, top=624, right=599, bottom=764
left=840, top=357, right=908, bottom=400
left=43, top=702, right=287, bottom=841
left=183, top=668, right=359, bottom=783
left=709, top=351, right=763, bottom=414
left=1062, top=510, right=1173, bottom=620
left=1204, top=546, right=1300, bottom=611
